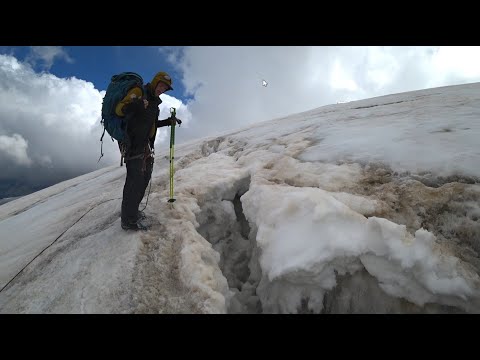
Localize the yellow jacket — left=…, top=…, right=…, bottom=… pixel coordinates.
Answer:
left=115, top=86, right=143, bottom=117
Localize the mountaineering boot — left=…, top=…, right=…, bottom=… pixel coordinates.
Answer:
left=121, top=219, right=148, bottom=231
left=137, top=210, right=146, bottom=220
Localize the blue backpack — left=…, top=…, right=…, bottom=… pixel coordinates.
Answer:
left=98, top=72, right=144, bottom=162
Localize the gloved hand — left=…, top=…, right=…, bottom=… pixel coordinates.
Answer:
left=123, top=98, right=145, bottom=116
left=169, top=116, right=182, bottom=126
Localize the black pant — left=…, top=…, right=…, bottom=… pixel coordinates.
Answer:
left=121, top=157, right=153, bottom=224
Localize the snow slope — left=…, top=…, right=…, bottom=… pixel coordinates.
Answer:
left=1, top=82, right=479, bottom=313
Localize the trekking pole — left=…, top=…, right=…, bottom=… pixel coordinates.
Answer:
left=168, top=107, right=177, bottom=204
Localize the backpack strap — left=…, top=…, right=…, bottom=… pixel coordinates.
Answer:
left=98, top=127, right=106, bottom=163
left=98, top=121, right=115, bottom=163
left=98, top=120, right=114, bottom=163
left=119, top=141, right=127, bottom=166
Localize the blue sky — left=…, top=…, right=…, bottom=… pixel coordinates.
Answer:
left=0, top=46, right=188, bottom=99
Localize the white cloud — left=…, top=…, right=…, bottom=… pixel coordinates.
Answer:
left=165, top=46, right=480, bottom=145
left=0, top=54, right=115, bottom=183
left=0, top=133, right=32, bottom=166
left=429, top=46, right=480, bottom=84
left=26, top=46, right=74, bottom=70
left=0, top=54, right=190, bottom=191
left=37, top=154, right=53, bottom=167
left=330, top=60, right=359, bottom=91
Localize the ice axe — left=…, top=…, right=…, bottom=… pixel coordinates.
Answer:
left=168, top=107, right=177, bottom=204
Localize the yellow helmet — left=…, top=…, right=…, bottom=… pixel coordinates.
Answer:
left=151, top=71, right=173, bottom=91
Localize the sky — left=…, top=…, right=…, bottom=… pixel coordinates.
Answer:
left=1, top=81, right=479, bottom=313
left=2, top=46, right=480, bottom=198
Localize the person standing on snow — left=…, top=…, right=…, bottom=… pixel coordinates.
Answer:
left=116, top=71, right=182, bottom=231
